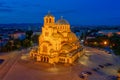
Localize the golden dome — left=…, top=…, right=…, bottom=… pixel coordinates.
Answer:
left=67, top=32, right=78, bottom=40
left=56, top=17, right=69, bottom=25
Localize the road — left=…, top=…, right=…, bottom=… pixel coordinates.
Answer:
left=0, top=51, right=23, bottom=80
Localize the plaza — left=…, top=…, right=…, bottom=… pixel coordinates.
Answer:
left=0, top=47, right=119, bottom=80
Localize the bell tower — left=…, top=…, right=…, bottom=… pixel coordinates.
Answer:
left=44, top=11, right=55, bottom=27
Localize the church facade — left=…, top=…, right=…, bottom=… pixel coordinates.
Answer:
left=30, top=13, right=83, bottom=64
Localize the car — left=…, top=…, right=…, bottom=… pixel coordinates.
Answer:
left=104, top=63, right=113, bottom=66
left=86, top=71, right=92, bottom=75
left=81, top=71, right=92, bottom=75
left=108, top=75, right=118, bottom=80
left=79, top=74, right=85, bottom=79
left=96, top=67, right=100, bottom=70
left=92, top=68, right=98, bottom=72
left=0, top=59, right=4, bottom=64
left=98, top=65, right=104, bottom=68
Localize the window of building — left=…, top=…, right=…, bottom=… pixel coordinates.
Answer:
left=43, top=45, right=47, bottom=52
left=59, top=58, right=65, bottom=62
left=46, top=18, right=48, bottom=23
left=67, top=59, right=69, bottom=63
left=49, top=18, right=51, bottom=23
left=45, top=32, right=49, bottom=36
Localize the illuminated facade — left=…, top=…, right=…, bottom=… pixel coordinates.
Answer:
left=30, top=12, right=83, bottom=64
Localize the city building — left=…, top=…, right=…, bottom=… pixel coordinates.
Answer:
left=10, top=30, right=26, bottom=40
left=30, top=13, right=83, bottom=64
left=98, top=30, right=120, bottom=37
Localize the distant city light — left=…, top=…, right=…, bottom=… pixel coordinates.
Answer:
left=104, top=41, right=107, bottom=45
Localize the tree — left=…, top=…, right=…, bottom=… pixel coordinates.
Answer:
left=14, top=39, right=22, bottom=49
left=0, top=37, right=2, bottom=40
left=80, top=32, right=84, bottom=40
left=26, top=30, right=33, bottom=39
left=5, top=41, right=12, bottom=51
left=22, top=39, right=31, bottom=48
left=109, top=33, right=120, bottom=55
left=32, top=34, right=39, bottom=43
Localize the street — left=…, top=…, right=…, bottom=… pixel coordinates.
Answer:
left=0, top=50, right=23, bottom=80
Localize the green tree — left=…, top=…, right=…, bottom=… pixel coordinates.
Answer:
left=5, top=41, right=12, bottom=51
left=109, top=34, right=120, bottom=55
left=32, top=34, right=39, bottom=43
left=26, top=30, right=33, bottom=39
left=22, top=39, right=31, bottom=48
left=14, top=39, right=22, bottom=49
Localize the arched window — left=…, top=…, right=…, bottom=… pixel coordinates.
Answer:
left=49, top=18, right=51, bottom=23
left=43, top=45, right=47, bottom=52
left=46, top=18, right=48, bottom=23
left=45, top=32, right=49, bottom=36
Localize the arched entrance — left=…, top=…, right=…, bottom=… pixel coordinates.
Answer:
left=34, top=54, right=37, bottom=61
left=41, top=56, right=49, bottom=63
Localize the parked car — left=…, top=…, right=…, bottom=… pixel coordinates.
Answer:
left=92, top=68, right=98, bottom=72
left=86, top=71, right=92, bottom=75
left=104, top=63, right=113, bottom=66
left=108, top=75, right=118, bottom=80
left=98, top=65, right=104, bottom=68
left=81, top=71, right=92, bottom=75
left=0, top=59, right=4, bottom=64
left=79, top=74, right=85, bottom=79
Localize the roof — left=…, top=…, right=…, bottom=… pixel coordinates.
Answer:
left=67, top=32, right=78, bottom=41
left=59, top=48, right=83, bottom=57
left=98, top=30, right=119, bottom=34
left=13, top=31, right=25, bottom=34
left=61, top=44, right=72, bottom=51
left=56, top=17, right=69, bottom=25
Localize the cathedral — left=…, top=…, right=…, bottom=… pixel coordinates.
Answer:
left=30, top=12, right=83, bottom=64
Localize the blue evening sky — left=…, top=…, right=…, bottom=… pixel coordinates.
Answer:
left=0, top=0, right=120, bottom=25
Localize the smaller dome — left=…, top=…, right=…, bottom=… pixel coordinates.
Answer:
left=67, top=32, right=78, bottom=41
left=56, top=16, right=69, bottom=25
left=60, top=44, right=72, bottom=54
left=61, top=44, right=72, bottom=51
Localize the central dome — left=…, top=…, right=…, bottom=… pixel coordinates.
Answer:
left=56, top=17, right=69, bottom=25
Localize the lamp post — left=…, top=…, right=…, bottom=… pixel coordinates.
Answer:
left=103, top=41, right=107, bottom=45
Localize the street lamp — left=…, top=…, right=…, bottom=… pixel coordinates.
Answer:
left=104, top=41, right=107, bottom=45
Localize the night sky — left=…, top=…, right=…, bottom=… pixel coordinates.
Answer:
left=0, top=0, right=120, bottom=25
